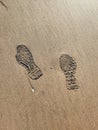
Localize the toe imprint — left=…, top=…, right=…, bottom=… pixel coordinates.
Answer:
left=15, top=45, right=43, bottom=80
left=59, top=54, right=79, bottom=90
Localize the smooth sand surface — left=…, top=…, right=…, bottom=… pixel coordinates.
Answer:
left=0, top=0, right=98, bottom=130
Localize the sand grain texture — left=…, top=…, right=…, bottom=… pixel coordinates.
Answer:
left=0, top=0, right=98, bottom=130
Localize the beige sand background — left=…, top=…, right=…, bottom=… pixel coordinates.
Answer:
left=0, top=0, right=98, bottom=130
